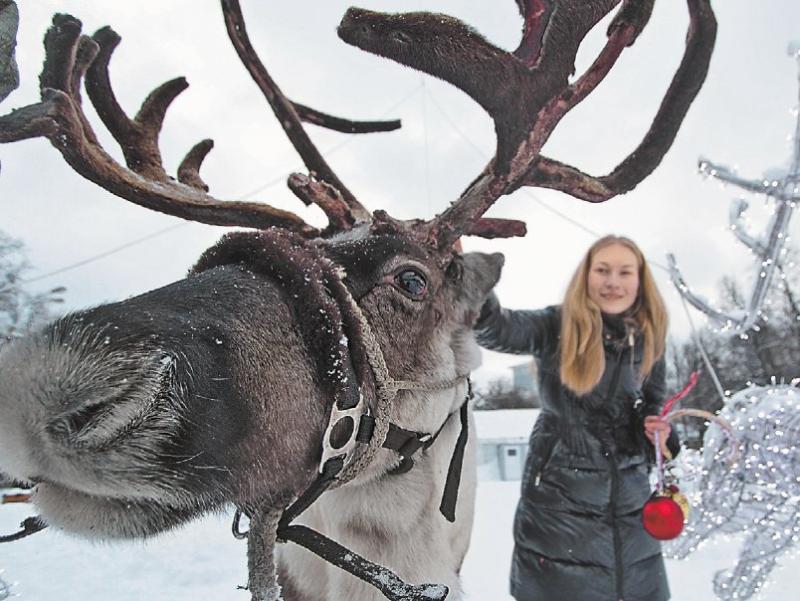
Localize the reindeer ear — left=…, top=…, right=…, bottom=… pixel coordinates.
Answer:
left=462, top=253, right=505, bottom=309
left=445, top=256, right=464, bottom=283
left=481, top=252, right=505, bottom=284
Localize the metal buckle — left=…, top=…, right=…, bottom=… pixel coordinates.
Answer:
left=319, top=392, right=366, bottom=473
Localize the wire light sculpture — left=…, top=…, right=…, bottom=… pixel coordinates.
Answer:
left=665, top=42, right=800, bottom=600
left=0, top=574, right=10, bottom=600
left=668, top=43, right=800, bottom=332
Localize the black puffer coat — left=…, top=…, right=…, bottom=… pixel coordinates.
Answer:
left=475, top=296, right=678, bottom=601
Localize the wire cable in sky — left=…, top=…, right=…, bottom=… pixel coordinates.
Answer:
left=22, top=223, right=188, bottom=284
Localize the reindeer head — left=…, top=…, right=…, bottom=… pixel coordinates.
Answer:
left=0, top=225, right=504, bottom=540
left=0, top=0, right=716, bottom=597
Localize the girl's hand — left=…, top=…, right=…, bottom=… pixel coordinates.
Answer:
left=644, top=415, right=672, bottom=459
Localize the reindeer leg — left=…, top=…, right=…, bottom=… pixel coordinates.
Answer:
left=713, top=510, right=799, bottom=600
left=246, top=505, right=285, bottom=601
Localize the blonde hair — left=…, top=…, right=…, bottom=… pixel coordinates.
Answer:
left=559, top=235, right=668, bottom=395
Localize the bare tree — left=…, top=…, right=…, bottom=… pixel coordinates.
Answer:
left=0, top=0, right=18, bottom=104
left=0, top=231, right=64, bottom=343
left=474, top=377, right=540, bottom=410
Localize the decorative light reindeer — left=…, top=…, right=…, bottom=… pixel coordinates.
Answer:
left=0, top=1, right=716, bottom=600
left=665, top=43, right=800, bottom=601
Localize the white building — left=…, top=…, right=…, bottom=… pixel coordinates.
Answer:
left=473, top=408, right=539, bottom=481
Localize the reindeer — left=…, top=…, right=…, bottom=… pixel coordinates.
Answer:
left=0, top=1, right=716, bottom=599
left=665, top=384, right=800, bottom=600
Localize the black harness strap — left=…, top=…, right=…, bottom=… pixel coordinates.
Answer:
left=277, top=456, right=345, bottom=532
left=0, top=516, right=47, bottom=543
left=277, top=524, right=448, bottom=601
left=356, top=379, right=471, bottom=480
left=357, top=417, right=434, bottom=475
left=265, top=452, right=452, bottom=601
left=439, top=400, right=470, bottom=522
left=276, top=393, right=469, bottom=534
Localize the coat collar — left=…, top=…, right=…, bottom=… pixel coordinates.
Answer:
left=601, top=312, right=637, bottom=350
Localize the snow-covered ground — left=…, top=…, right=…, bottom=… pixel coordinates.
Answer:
left=1, top=481, right=797, bottom=600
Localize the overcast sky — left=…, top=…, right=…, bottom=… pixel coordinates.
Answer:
left=2, top=0, right=799, bottom=384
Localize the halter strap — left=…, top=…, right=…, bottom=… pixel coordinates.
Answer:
left=322, top=266, right=469, bottom=487
left=245, top=265, right=472, bottom=601
left=0, top=515, right=47, bottom=543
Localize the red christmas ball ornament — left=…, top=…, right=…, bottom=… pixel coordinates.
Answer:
left=642, top=492, right=685, bottom=540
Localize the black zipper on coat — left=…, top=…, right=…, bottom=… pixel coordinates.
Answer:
left=608, top=454, right=625, bottom=601
left=604, top=347, right=626, bottom=601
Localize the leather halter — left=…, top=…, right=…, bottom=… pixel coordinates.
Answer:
left=283, top=255, right=471, bottom=509
left=235, top=250, right=473, bottom=601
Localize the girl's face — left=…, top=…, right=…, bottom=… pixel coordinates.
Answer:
left=587, top=243, right=640, bottom=315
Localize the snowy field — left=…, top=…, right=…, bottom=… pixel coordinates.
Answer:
left=1, top=481, right=798, bottom=600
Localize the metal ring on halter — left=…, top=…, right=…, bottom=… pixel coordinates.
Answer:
left=319, top=392, right=367, bottom=473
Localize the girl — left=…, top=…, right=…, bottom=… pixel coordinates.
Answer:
left=475, top=235, right=678, bottom=601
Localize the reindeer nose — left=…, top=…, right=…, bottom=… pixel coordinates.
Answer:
left=43, top=353, right=176, bottom=449
left=46, top=399, right=113, bottom=443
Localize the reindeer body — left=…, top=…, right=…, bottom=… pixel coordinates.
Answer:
left=0, top=228, right=500, bottom=598
left=0, top=1, right=717, bottom=598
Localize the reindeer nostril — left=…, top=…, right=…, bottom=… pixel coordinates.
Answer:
left=49, top=402, right=110, bottom=440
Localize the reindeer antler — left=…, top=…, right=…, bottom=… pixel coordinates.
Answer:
left=338, top=0, right=717, bottom=250
left=1, top=1, right=715, bottom=247
left=0, top=2, right=405, bottom=236
left=0, top=15, right=304, bottom=233
left=221, top=0, right=381, bottom=229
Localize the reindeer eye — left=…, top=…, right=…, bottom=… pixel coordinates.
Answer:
left=394, top=269, right=428, bottom=299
